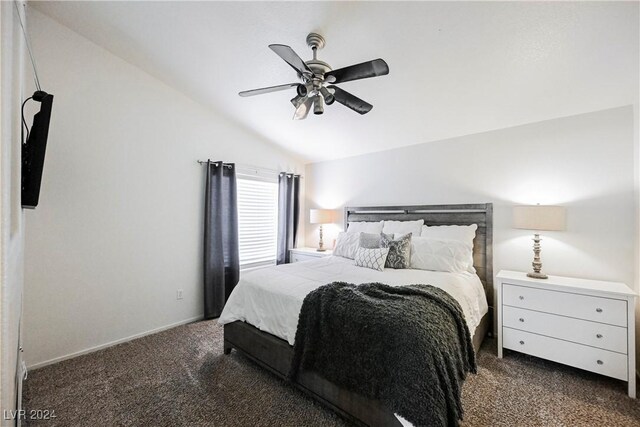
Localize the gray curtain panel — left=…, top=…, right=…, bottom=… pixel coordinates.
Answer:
left=276, top=173, right=300, bottom=264
left=203, top=161, right=240, bottom=319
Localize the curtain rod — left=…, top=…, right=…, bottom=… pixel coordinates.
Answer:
left=196, top=160, right=302, bottom=177
left=196, top=160, right=233, bottom=169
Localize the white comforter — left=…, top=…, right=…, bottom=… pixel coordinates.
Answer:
left=218, top=255, right=488, bottom=345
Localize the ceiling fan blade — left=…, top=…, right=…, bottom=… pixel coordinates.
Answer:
left=239, top=82, right=299, bottom=97
left=325, top=59, right=389, bottom=84
left=269, top=44, right=313, bottom=77
left=293, top=97, right=314, bottom=120
left=328, top=86, right=373, bottom=115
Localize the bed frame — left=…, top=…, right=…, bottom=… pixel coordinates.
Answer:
left=224, top=203, right=493, bottom=426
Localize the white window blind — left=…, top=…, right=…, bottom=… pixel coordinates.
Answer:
left=236, top=174, right=278, bottom=269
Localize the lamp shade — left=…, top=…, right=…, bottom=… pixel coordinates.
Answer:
left=513, top=205, right=566, bottom=231
left=310, top=209, right=335, bottom=224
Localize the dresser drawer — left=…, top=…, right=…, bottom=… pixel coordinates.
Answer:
left=503, top=306, right=627, bottom=354
left=502, top=283, right=627, bottom=327
left=503, top=328, right=628, bottom=381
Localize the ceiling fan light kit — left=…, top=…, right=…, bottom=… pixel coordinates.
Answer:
left=296, top=84, right=308, bottom=97
left=313, top=96, right=325, bottom=115
left=239, top=33, right=389, bottom=120
left=319, top=86, right=335, bottom=105
left=291, top=94, right=305, bottom=107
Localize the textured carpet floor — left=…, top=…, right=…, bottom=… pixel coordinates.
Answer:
left=23, top=320, right=639, bottom=426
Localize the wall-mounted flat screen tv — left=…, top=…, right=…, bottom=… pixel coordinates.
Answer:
left=22, top=93, right=53, bottom=209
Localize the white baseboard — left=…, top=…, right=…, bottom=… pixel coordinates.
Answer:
left=27, top=315, right=203, bottom=370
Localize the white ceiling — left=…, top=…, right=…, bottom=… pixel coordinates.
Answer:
left=32, top=1, right=639, bottom=163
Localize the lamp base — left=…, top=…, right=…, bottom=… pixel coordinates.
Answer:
left=317, top=224, right=326, bottom=253
left=527, top=233, right=548, bottom=279
left=526, top=271, right=548, bottom=279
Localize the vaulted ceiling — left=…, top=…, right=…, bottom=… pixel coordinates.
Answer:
left=32, top=1, right=639, bottom=163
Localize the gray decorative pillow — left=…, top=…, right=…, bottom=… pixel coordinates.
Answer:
left=359, top=232, right=381, bottom=249
left=354, top=247, right=389, bottom=272
left=380, top=232, right=412, bottom=269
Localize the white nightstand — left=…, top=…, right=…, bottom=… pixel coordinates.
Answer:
left=496, top=270, right=637, bottom=398
left=289, top=247, right=333, bottom=263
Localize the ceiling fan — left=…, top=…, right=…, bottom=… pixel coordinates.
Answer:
left=239, top=33, right=389, bottom=120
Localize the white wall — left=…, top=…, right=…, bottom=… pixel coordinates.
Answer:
left=305, top=106, right=636, bottom=341
left=22, top=9, right=304, bottom=368
left=634, top=101, right=639, bottom=374
left=1, top=0, right=26, bottom=421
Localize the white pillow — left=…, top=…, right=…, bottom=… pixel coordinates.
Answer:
left=347, top=221, right=384, bottom=234
left=333, top=232, right=361, bottom=259
left=382, top=220, right=424, bottom=236
left=354, top=247, right=389, bottom=272
left=410, top=237, right=473, bottom=273
left=420, top=224, right=478, bottom=272
left=420, top=224, right=477, bottom=247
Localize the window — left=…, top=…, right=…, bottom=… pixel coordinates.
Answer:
left=236, top=170, right=278, bottom=269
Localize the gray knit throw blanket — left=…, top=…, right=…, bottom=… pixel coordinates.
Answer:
left=289, top=282, right=476, bottom=427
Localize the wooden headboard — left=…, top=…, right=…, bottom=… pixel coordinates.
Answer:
left=344, top=203, right=494, bottom=303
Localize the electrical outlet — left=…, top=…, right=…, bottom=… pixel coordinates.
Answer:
left=176, top=289, right=183, bottom=300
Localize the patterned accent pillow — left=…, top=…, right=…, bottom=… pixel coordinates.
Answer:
left=380, top=232, right=412, bottom=269
left=381, top=232, right=394, bottom=242
left=354, top=247, right=389, bottom=272
left=359, top=232, right=381, bottom=249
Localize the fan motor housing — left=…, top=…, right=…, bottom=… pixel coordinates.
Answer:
left=305, top=59, right=332, bottom=77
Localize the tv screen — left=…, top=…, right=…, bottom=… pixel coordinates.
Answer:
left=22, top=93, right=53, bottom=209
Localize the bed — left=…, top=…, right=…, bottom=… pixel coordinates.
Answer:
left=219, top=203, right=493, bottom=426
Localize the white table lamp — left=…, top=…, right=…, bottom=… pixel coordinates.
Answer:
left=513, top=205, right=566, bottom=279
left=310, top=209, right=335, bottom=252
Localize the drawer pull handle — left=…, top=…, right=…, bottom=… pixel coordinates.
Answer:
left=519, top=340, right=525, bottom=345
left=519, top=318, right=525, bottom=322
left=596, top=334, right=603, bottom=339
left=518, top=296, right=524, bottom=300
left=597, top=360, right=603, bottom=365
left=595, top=308, right=603, bottom=313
